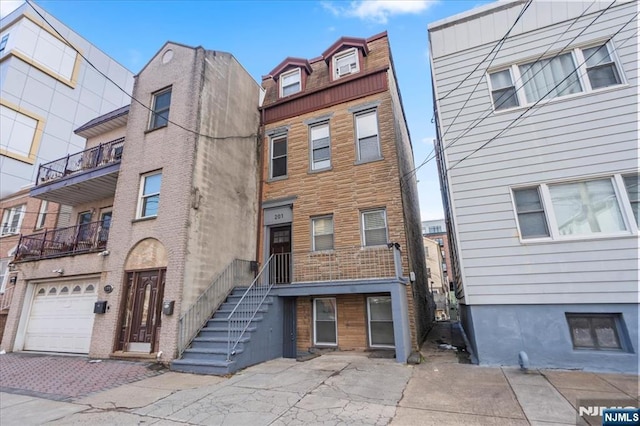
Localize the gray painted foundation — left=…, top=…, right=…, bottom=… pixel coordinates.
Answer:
left=272, top=278, right=412, bottom=363
left=460, top=303, right=638, bottom=374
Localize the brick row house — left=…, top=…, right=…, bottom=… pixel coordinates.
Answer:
left=1, top=31, right=431, bottom=374
left=255, top=32, right=431, bottom=368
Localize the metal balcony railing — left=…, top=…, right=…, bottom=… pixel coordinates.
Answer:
left=14, top=220, right=110, bottom=261
left=36, top=138, right=124, bottom=185
left=270, top=244, right=403, bottom=285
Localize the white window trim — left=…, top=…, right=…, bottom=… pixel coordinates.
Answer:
left=1, top=204, right=26, bottom=237
left=367, top=296, right=395, bottom=349
left=488, top=41, right=625, bottom=113
left=279, top=68, right=301, bottom=98
left=309, top=121, right=331, bottom=172
left=148, top=87, right=171, bottom=130
left=0, top=258, right=9, bottom=293
left=361, top=208, right=388, bottom=247
left=34, top=200, right=48, bottom=230
left=311, top=215, right=334, bottom=252
left=269, top=135, right=288, bottom=180
left=137, top=171, right=162, bottom=219
left=333, top=47, right=359, bottom=79
left=511, top=173, right=638, bottom=243
left=313, top=298, right=338, bottom=346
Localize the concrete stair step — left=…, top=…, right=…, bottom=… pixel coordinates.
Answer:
left=170, top=358, right=235, bottom=375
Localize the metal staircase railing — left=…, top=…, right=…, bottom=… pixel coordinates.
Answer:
left=177, top=259, right=254, bottom=357
left=226, top=255, right=274, bottom=361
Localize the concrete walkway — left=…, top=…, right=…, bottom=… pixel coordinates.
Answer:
left=0, top=323, right=637, bottom=425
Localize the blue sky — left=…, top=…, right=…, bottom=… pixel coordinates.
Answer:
left=2, top=0, right=491, bottom=220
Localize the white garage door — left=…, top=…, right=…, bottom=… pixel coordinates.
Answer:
left=24, top=281, right=98, bottom=354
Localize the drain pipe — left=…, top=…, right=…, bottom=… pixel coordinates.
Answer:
left=255, top=105, right=265, bottom=266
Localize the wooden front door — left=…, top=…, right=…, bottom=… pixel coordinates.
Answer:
left=116, top=269, right=165, bottom=353
left=270, top=225, right=291, bottom=284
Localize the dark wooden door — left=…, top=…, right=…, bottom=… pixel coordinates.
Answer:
left=283, top=298, right=297, bottom=358
left=116, top=269, right=165, bottom=352
left=269, top=225, right=291, bottom=284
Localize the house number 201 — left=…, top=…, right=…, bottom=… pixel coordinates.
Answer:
left=274, top=213, right=284, bottom=220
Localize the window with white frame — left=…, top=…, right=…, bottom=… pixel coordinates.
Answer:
left=512, top=175, right=636, bottom=240
left=334, top=48, right=359, bottom=78
left=489, top=41, right=623, bottom=111
left=513, top=187, right=550, bottom=239
left=280, top=68, right=301, bottom=97
left=0, top=258, right=9, bottom=293
left=314, top=298, right=337, bottom=345
left=310, top=122, right=331, bottom=170
left=355, top=110, right=380, bottom=162
left=519, top=52, right=582, bottom=103
left=270, top=135, right=288, bottom=179
left=582, top=42, right=621, bottom=89
left=312, top=216, right=333, bottom=251
left=367, top=296, right=395, bottom=348
left=489, top=69, right=520, bottom=110
left=149, top=87, right=171, bottom=130
left=1, top=204, right=25, bottom=236
left=35, top=200, right=48, bottom=230
left=137, top=171, right=162, bottom=219
left=566, top=314, right=623, bottom=351
left=362, top=209, right=387, bottom=247
left=622, top=174, right=638, bottom=226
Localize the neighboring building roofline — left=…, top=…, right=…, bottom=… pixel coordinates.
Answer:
left=428, top=0, right=525, bottom=32
left=74, top=104, right=130, bottom=135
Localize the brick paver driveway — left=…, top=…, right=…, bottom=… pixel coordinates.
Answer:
left=0, top=353, right=164, bottom=401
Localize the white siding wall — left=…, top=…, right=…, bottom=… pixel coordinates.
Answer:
left=430, top=1, right=638, bottom=305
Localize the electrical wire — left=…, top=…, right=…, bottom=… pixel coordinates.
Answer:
left=23, top=0, right=258, bottom=142
left=436, top=0, right=532, bottom=102
left=448, top=13, right=639, bottom=171
left=401, top=0, right=620, bottom=185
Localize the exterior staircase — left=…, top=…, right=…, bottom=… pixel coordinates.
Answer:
left=170, top=287, right=275, bottom=375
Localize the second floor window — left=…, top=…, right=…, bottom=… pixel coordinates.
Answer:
left=149, top=87, right=171, bottom=130
left=35, top=200, right=48, bottom=230
left=137, top=171, right=162, bottom=218
left=270, top=135, right=288, bottom=179
left=280, top=68, right=301, bottom=97
left=312, top=216, right=334, bottom=251
left=1, top=204, right=25, bottom=236
left=355, top=110, right=380, bottom=163
left=362, top=209, right=387, bottom=247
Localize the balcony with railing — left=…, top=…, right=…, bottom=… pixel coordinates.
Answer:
left=269, top=244, right=403, bottom=285
left=30, top=138, right=124, bottom=206
left=14, top=220, right=110, bottom=262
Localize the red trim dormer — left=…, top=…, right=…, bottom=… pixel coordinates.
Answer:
left=322, top=36, right=371, bottom=82
left=268, top=57, right=312, bottom=98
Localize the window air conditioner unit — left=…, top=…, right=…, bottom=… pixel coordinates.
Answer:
left=337, top=65, right=352, bottom=76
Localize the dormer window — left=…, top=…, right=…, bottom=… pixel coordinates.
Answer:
left=280, top=68, right=301, bottom=97
left=334, top=48, right=359, bottom=78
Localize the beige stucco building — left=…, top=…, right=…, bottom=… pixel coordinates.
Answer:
left=1, top=42, right=261, bottom=364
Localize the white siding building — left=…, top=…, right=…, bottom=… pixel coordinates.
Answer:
left=0, top=2, right=133, bottom=197
left=429, top=0, right=638, bottom=373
